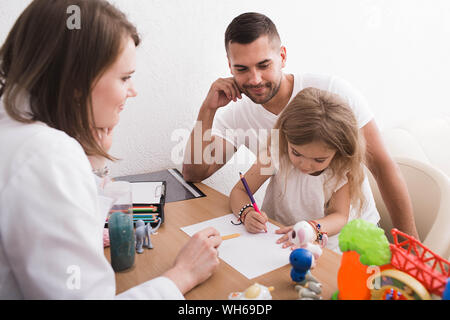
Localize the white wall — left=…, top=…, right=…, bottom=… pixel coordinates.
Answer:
left=1, top=0, right=450, bottom=202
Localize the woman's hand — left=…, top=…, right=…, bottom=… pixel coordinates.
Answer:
left=275, top=226, right=297, bottom=249
left=88, top=127, right=114, bottom=170
left=244, top=209, right=268, bottom=233
left=163, top=227, right=222, bottom=294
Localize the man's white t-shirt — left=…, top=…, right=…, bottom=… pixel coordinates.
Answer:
left=211, top=73, right=380, bottom=252
left=211, top=73, right=374, bottom=153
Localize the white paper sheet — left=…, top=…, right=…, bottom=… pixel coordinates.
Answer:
left=180, top=214, right=291, bottom=279
left=131, top=182, right=163, bottom=204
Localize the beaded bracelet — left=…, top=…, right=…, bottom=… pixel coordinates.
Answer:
left=231, top=203, right=253, bottom=225
left=307, top=220, right=328, bottom=246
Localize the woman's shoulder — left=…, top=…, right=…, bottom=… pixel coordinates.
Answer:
left=16, top=122, right=83, bottom=159
left=0, top=121, right=89, bottom=184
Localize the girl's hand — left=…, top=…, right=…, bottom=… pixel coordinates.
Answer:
left=244, top=210, right=268, bottom=233
left=275, top=226, right=297, bottom=249
left=88, top=127, right=114, bottom=170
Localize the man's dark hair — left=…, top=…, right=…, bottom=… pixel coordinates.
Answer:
left=225, top=12, right=280, bottom=52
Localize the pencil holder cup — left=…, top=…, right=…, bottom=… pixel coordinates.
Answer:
left=104, top=181, right=135, bottom=272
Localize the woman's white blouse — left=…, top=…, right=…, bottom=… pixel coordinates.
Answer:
left=0, top=104, right=183, bottom=299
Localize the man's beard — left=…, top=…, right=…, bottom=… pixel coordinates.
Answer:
left=241, top=77, right=282, bottom=105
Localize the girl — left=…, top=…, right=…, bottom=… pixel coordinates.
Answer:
left=230, top=87, right=380, bottom=252
left=0, top=0, right=221, bottom=299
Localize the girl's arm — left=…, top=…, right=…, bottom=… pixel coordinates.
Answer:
left=315, top=181, right=351, bottom=237
left=276, top=180, right=351, bottom=247
left=229, top=159, right=273, bottom=233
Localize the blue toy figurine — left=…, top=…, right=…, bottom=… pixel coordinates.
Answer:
left=443, top=278, right=450, bottom=300
left=135, top=218, right=162, bottom=254
left=290, top=248, right=313, bottom=283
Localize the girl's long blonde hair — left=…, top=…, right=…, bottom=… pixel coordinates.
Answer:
left=273, top=87, right=366, bottom=214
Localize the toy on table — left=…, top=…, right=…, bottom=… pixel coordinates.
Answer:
left=443, top=278, right=450, bottom=300
left=288, top=221, right=326, bottom=267
left=289, top=248, right=323, bottom=299
left=335, top=219, right=450, bottom=300
left=135, top=218, right=162, bottom=253
left=295, top=280, right=322, bottom=300
left=289, top=248, right=314, bottom=283
left=228, top=283, right=274, bottom=300
left=336, top=219, right=391, bottom=300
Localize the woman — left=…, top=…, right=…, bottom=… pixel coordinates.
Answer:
left=0, top=0, right=221, bottom=299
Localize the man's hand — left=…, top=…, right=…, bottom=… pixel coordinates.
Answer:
left=203, top=77, right=242, bottom=110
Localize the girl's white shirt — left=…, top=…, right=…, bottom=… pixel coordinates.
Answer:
left=0, top=98, right=183, bottom=299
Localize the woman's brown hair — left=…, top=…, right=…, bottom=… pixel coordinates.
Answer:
left=0, top=0, right=140, bottom=159
left=274, top=87, right=367, bottom=214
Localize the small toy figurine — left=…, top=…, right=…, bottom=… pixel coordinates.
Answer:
left=295, top=282, right=323, bottom=300
left=288, top=221, right=325, bottom=267
left=443, top=278, right=450, bottom=300
left=228, top=283, right=274, bottom=300
left=135, top=218, right=162, bottom=253
left=290, top=248, right=314, bottom=283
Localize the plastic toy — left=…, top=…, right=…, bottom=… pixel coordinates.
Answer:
left=228, top=283, right=274, bottom=300
left=288, top=221, right=324, bottom=267
left=295, top=274, right=322, bottom=300
left=370, top=269, right=430, bottom=300
left=295, top=282, right=322, bottom=300
left=443, top=278, right=450, bottom=300
left=289, top=248, right=314, bottom=283
left=336, top=219, right=391, bottom=300
left=135, top=218, right=162, bottom=253
left=335, top=219, right=450, bottom=300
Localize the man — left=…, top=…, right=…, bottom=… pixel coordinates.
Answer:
left=182, top=12, right=418, bottom=238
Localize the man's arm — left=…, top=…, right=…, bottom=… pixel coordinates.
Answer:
left=182, top=125, right=237, bottom=182
left=362, top=119, right=419, bottom=238
left=182, top=78, right=241, bottom=182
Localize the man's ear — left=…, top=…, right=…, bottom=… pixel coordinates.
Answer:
left=280, top=46, right=287, bottom=68
left=228, top=58, right=234, bottom=75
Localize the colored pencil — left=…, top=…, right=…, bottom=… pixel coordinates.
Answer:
left=133, top=206, right=157, bottom=212
left=239, top=172, right=267, bottom=232
left=221, top=233, right=240, bottom=240
left=133, top=205, right=157, bottom=208
left=132, top=218, right=158, bottom=222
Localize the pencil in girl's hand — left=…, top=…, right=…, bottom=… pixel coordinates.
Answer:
left=239, top=172, right=267, bottom=232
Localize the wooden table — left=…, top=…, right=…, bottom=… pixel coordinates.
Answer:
left=104, top=183, right=342, bottom=299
